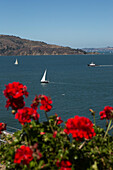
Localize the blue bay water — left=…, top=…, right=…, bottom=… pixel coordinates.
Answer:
left=0, top=54, right=113, bottom=131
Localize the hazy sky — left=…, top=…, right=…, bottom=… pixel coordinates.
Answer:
left=0, top=0, right=113, bottom=48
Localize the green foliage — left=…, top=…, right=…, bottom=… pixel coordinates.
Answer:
left=1, top=105, right=113, bottom=169
left=0, top=114, right=113, bottom=170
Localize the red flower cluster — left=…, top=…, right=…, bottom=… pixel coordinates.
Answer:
left=14, top=145, right=33, bottom=165
left=31, top=96, right=39, bottom=110
left=55, top=114, right=63, bottom=125
left=64, top=115, right=96, bottom=141
left=56, top=160, right=72, bottom=170
left=39, top=95, right=52, bottom=112
left=15, top=107, right=39, bottom=125
left=0, top=123, right=6, bottom=134
left=99, top=106, right=113, bottom=120
left=3, top=82, right=29, bottom=110
left=31, top=95, right=52, bottom=112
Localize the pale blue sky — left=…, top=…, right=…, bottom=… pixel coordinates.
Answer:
left=0, top=0, right=113, bottom=48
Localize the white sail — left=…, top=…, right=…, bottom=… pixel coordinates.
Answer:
left=40, top=70, right=49, bottom=83
left=14, top=59, right=18, bottom=65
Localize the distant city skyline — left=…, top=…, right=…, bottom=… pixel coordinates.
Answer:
left=0, top=0, right=113, bottom=49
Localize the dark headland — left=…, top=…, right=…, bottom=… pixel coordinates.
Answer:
left=0, top=35, right=87, bottom=56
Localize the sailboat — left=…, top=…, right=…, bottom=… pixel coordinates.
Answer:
left=40, top=70, right=49, bottom=83
left=14, top=59, right=18, bottom=65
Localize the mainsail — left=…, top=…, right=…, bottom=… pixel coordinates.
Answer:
left=14, top=59, right=18, bottom=65
left=40, top=70, right=49, bottom=83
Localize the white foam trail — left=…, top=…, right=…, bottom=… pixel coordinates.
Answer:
left=99, top=65, right=113, bottom=67
left=50, top=82, right=74, bottom=85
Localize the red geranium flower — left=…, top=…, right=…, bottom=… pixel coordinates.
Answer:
left=31, top=109, right=40, bottom=121
left=3, top=82, right=28, bottom=110
left=53, top=131, right=57, bottom=138
left=15, top=107, right=39, bottom=125
left=64, top=115, right=96, bottom=141
left=14, top=145, right=33, bottom=165
left=55, top=114, right=63, bottom=125
left=0, top=123, right=6, bottom=134
left=5, top=96, right=25, bottom=110
left=31, top=96, right=39, bottom=110
left=99, top=106, right=113, bottom=120
left=3, top=82, right=28, bottom=99
left=39, top=95, right=52, bottom=112
left=56, top=160, right=72, bottom=170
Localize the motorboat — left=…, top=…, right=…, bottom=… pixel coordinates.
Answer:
left=88, top=62, right=98, bottom=67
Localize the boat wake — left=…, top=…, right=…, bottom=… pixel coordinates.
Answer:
left=50, top=81, right=74, bottom=85
left=98, top=65, right=113, bottom=67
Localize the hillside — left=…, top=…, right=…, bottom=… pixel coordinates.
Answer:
left=0, top=35, right=86, bottom=56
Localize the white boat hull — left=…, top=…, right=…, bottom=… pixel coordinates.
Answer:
left=87, top=62, right=99, bottom=67
left=41, top=81, right=49, bottom=83
left=88, top=64, right=99, bottom=67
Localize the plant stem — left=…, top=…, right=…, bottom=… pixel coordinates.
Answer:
left=45, top=111, right=49, bottom=121
left=79, top=141, right=86, bottom=149
left=109, top=124, right=113, bottom=131
left=45, top=111, right=54, bottom=132
left=93, top=114, right=96, bottom=126
left=104, top=120, right=112, bottom=138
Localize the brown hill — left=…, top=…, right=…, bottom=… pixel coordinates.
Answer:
left=0, top=35, right=86, bottom=56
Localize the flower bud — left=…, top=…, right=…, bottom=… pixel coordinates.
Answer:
left=12, top=110, right=16, bottom=114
